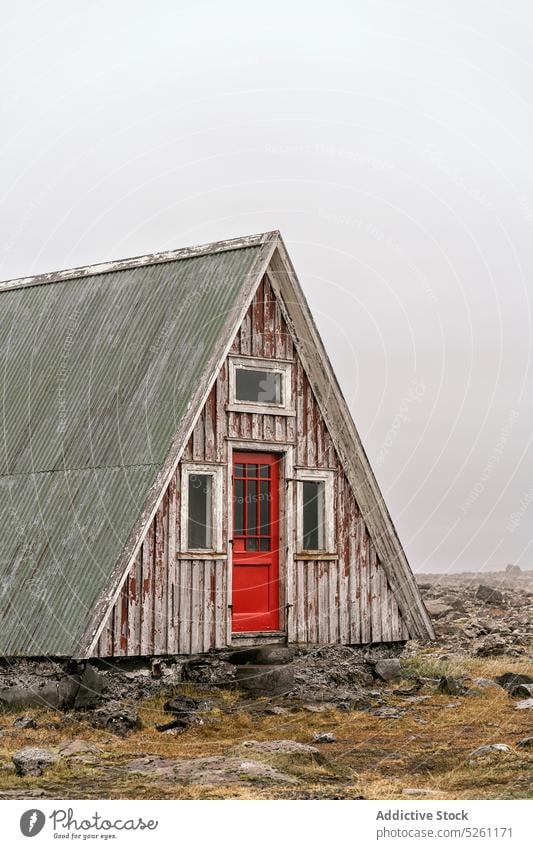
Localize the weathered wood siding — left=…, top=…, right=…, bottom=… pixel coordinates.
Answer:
left=95, top=276, right=408, bottom=657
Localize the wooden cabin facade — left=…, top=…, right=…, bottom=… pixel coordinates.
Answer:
left=0, top=231, right=433, bottom=659
left=96, top=275, right=411, bottom=657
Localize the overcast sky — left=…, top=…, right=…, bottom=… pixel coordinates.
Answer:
left=1, top=1, right=532, bottom=572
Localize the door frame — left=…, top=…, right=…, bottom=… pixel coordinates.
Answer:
left=227, top=440, right=294, bottom=642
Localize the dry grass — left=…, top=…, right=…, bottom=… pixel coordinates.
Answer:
left=0, top=653, right=531, bottom=800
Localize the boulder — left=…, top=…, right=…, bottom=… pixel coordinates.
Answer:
left=58, top=739, right=101, bottom=757
left=228, top=645, right=295, bottom=666
left=424, top=600, right=454, bottom=618
left=125, top=755, right=298, bottom=785
left=313, top=732, right=336, bottom=744
left=515, top=698, right=533, bottom=710
left=12, top=747, right=58, bottom=776
left=438, top=676, right=468, bottom=696
left=516, top=737, right=533, bottom=749
left=182, top=657, right=237, bottom=686
left=373, top=658, right=402, bottom=683
left=73, top=664, right=105, bottom=709
left=495, top=672, right=533, bottom=692
left=233, top=739, right=324, bottom=765
left=476, top=584, right=504, bottom=605
left=13, top=714, right=37, bottom=729
left=90, top=702, right=141, bottom=736
left=470, top=743, right=510, bottom=758
left=235, top=663, right=294, bottom=696
left=509, top=683, right=533, bottom=699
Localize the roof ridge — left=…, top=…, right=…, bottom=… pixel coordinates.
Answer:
left=0, top=230, right=279, bottom=294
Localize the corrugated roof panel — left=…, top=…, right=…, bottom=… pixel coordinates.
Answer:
left=0, top=242, right=264, bottom=655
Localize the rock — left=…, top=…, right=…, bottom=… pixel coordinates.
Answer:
left=228, top=645, right=296, bottom=666
left=73, top=664, right=105, bottom=709
left=509, top=683, right=533, bottom=699
left=505, top=564, right=521, bottom=577
left=473, top=678, right=498, bottom=689
left=235, top=664, right=294, bottom=696
left=182, top=657, right=237, bottom=686
left=264, top=705, right=287, bottom=716
left=424, top=600, right=454, bottom=618
left=13, top=714, right=37, bottom=729
left=438, top=676, right=467, bottom=696
left=156, top=718, right=188, bottom=733
left=163, top=695, right=203, bottom=714
left=402, top=788, right=440, bottom=796
left=515, top=698, right=533, bottom=710
left=495, top=672, right=533, bottom=691
left=372, top=707, right=405, bottom=718
left=470, top=743, right=510, bottom=758
left=125, top=755, right=298, bottom=785
left=373, top=658, right=402, bottom=683
left=233, top=739, right=324, bottom=765
left=58, top=739, right=101, bottom=757
left=474, top=636, right=508, bottom=656
left=476, top=584, right=504, bottom=605
left=313, top=733, right=336, bottom=744
left=90, top=702, right=140, bottom=736
left=12, top=747, right=58, bottom=776
left=516, top=737, right=533, bottom=749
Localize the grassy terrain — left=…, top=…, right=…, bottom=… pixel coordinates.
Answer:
left=0, top=650, right=531, bottom=800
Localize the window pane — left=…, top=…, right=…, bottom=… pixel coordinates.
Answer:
left=247, top=479, right=257, bottom=534
left=234, top=463, right=244, bottom=477
left=235, top=368, right=282, bottom=404
left=246, top=464, right=258, bottom=478
left=260, top=464, right=269, bottom=478
left=188, top=474, right=212, bottom=549
left=246, top=538, right=258, bottom=551
left=234, top=478, right=244, bottom=535
left=259, top=479, right=270, bottom=536
left=302, top=481, right=325, bottom=550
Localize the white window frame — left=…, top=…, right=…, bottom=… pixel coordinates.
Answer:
left=296, top=469, right=335, bottom=554
left=180, top=463, right=224, bottom=554
left=227, top=355, right=294, bottom=416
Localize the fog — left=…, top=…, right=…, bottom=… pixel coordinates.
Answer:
left=1, top=1, right=532, bottom=571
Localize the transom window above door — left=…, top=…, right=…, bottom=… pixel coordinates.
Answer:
left=227, top=356, right=294, bottom=416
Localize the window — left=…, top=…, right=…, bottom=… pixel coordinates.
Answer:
left=235, top=368, right=282, bottom=404
left=187, top=474, right=212, bottom=549
left=180, top=464, right=223, bottom=553
left=302, top=480, right=325, bottom=550
left=296, top=470, right=335, bottom=553
left=228, top=356, right=293, bottom=415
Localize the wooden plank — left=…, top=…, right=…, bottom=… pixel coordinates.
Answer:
left=359, top=519, right=371, bottom=643
left=307, top=381, right=317, bottom=467
left=204, top=388, right=216, bottom=462
left=140, top=533, right=153, bottom=654
left=251, top=278, right=264, bottom=356
left=178, top=559, right=190, bottom=654
left=381, top=565, right=393, bottom=642
left=215, top=559, right=225, bottom=647
left=263, top=278, right=275, bottom=358
left=166, top=476, right=178, bottom=653
left=216, top=363, right=228, bottom=456
left=127, top=552, right=142, bottom=655
left=192, top=412, right=205, bottom=461
left=296, top=359, right=305, bottom=465
left=336, top=469, right=348, bottom=645
left=190, top=560, right=202, bottom=653
left=318, top=562, right=328, bottom=643
left=240, top=307, right=252, bottom=356
left=369, top=546, right=382, bottom=643
left=297, top=560, right=306, bottom=642
left=348, top=481, right=361, bottom=644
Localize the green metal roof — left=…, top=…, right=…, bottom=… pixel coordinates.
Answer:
left=0, top=237, right=266, bottom=655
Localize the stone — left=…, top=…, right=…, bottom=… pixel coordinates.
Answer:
left=424, top=600, right=454, bottom=618
left=233, top=739, right=324, bottom=765
left=495, top=672, right=533, bottom=691
left=515, top=698, right=533, bottom=710
left=475, top=636, right=508, bottom=656
left=373, top=658, right=402, bottom=683
left=235, top=663, right=294, bottom=696
left=438, top=676, right=467, bottom=696
left=163, top=695, right=203, bottom=714
left=91, top=702, right=141, bottom=736
left=509, top=683, right=533, bottom=699
left=124, top=755, right=298, bottom=785
left=516, top=737, right=533, bottom=749
left=402, top=788, right=440, bottom=796
left=13, top=714, right=37, bottom=729
left=227, top=645, right=296, bottom=666
left=476, top=584, right=504, bottom=605
left=12, top=747, right=58, bottom=776
left=182, top=657, right=237, bottom=686
left=58, top=739, right=101, bottom=757
left=73, top=664, right=105, bottom=709
left=313, top=733, right=336, bottom=744
left=473, top=678, right=498, bottom=689
left=470, top=743, right=510, bottom=758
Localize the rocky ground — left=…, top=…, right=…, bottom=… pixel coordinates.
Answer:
left=0, top=571, right=531, bottom=800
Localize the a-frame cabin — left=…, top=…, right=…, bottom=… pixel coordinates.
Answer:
left=0, top=232, right=434, bottom=659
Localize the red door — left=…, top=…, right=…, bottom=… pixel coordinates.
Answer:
left=232, top=452, right=280, bottom=632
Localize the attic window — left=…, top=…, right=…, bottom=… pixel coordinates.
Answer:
left=180, top=464, right=223, bottom=553
left=228, top=356, right=294, bottom=416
